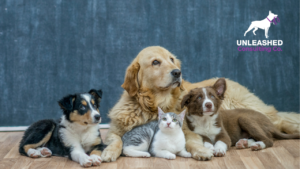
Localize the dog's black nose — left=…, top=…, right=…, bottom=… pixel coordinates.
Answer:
left=94, top=114, right=101, bottom=121
left=171, top=69, right=181, bottom=78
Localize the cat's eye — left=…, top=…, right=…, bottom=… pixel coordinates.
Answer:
left=211, top=95, right=214, bottom=99
left=80, top=105, right=86, bottom=110
left=162, top=117, right=167, bottom=121
left=172, top=119, right=177, bottom=122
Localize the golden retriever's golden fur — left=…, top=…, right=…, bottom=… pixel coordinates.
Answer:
left=101, top=46, right=300, bottom=162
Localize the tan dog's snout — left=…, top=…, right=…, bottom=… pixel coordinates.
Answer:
left=171, top=69, right=181, bottom=79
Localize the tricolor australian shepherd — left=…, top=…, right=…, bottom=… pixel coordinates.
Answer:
left=19, top=89, right=106, bottom=167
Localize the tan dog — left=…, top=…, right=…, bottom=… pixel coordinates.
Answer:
left=182, top=78, right=300, bottom=157
left=101, top=46, right=300, bottom=162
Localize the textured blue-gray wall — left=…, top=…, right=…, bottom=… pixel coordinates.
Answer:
left=0, top=0, right=299, bottom=126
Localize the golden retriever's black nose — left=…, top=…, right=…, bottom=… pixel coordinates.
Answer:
left=171, top=69, right=181, bottom=78
left=94, top=114, right=101, bottom=121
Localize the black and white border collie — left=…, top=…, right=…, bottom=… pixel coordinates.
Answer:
left=19, top=89, right=106, bottom=167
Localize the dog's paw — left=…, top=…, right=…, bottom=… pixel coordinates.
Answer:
left=213, top=147, right=226, bottom=157
left=191, top=147, right=214, bottom=161
left=250, top=141, right=266, bottom=151
left=90, top=154, right=102, bottom=166
left=213, top=141, right=227, bottom=157
left=204, top=142, right=214, bottom=151
left=27, top=148, right=42, bottom=158
left=37, top=147, right=52, bottom=157
left=235, top=139, right=248, bottom=149
left=101, top=145, right=121, bottom=162
left=79, top=154, right=93, bottom=167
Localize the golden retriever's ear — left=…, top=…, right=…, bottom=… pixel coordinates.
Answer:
left=121, top=61, right=140, bottom=97
left=181, top=93, right=192, bottom=109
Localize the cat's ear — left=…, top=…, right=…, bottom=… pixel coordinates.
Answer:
left=178, top=109, right=186, bottom=121
left=158, top=107, right=165, bottom=119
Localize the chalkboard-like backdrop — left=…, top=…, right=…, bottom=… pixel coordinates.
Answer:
left=0, top=0, right=299, bottom=126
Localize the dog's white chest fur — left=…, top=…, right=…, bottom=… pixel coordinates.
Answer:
left=187, top=114, right=221, bottom=143
left=59, top=116, right=100, bottom=152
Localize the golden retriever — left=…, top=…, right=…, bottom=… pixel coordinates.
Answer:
left=101, top=46, right=300, bottom=162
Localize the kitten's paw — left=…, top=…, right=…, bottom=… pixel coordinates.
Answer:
left=101, top=145, right=121, bottom=162
left=141, top=152, right=151, bottom=158
left=191, top=147, right=214, bottom=161
left=235, top=139, right=248, bottom=149
left=79, top=154, right=93, bottom=167
left=164, top=153, right=176, bottom=160
left=181, top=151, right=192, bottom=158
left=204, top=142, right=214, bottom=150
left=90, top=154, right=102, bottom=166
left=250, top=141, right=265, bottom=151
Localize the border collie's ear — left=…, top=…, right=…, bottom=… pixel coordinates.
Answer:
left=213, top=78, right=227, bottom=100
left=58, top=94, right=75, bottom=112
left=89, top=89, right=102, bottom=103
left=181, top=93, right=192, bottom=108
left=121, top=60, right=140, bottom=97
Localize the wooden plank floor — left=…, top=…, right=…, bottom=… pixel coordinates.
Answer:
left=0, top=130, right=299, bottom=169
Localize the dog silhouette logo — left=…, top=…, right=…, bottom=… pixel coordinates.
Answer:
left=244, top=11, right=279, bottom=38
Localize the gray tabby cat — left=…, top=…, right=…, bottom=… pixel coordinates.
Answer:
left=122, top=107, right=191, bottom=159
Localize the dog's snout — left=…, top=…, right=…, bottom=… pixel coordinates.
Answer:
left=171, top=69, right=181, bottom=78
left=94, top=114, right=101, bottom=121
left=205, top=103, right=212, bottom=109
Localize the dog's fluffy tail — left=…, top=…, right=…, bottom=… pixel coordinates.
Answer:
left=272, top=130, right=300, bottom=140
left=277, top=112, right=300, bottom=134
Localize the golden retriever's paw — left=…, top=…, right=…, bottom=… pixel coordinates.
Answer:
left=250, top=141, right=265, bottom=151
left=191, top=147, right=214, bottom=161
left=101, top=146, right=121, bottom=162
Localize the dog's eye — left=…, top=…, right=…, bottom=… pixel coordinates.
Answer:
left=211, top=95, right=214, bottom=99
left=152, top=60, right=160, bottom=65
left=93, top=104, right=97, bottom=108
left=80, top=105, right=86, bottom=110
left=162, top=117, right=167, bottom=121
left=198, top=96, right=202, bottom=100
left=170, top=58, right=174, bottom=63
left=172, top=119, right=177, bottom=122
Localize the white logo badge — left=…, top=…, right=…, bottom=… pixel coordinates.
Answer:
left=244, top=11, right=279, bottom=39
